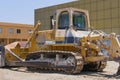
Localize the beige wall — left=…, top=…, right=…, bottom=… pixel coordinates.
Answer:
left=35, top=0, right=120, bottom=35
left=0, top=22, right=33, bottom=45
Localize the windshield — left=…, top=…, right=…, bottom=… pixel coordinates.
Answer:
left=58, top=11, right=69, bottom=29
left=73, top=12, right=86, bottom=30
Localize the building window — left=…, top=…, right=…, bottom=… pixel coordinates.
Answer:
left=0, top=28, right=2, bottom=33
left=9, top=28, right=13, bottom=34
left=17, top=29, right=21, bottom=34
left=27, top=29, right=32, bottom=33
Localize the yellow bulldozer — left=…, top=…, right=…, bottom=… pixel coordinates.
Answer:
left=0, top=8, right=120, bottom=74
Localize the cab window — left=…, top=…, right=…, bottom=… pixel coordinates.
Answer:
left=73, top=12, right=86, bottom=30
left=58, top=11, right=69, bottom=29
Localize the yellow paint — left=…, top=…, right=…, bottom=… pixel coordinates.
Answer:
left=5, top=8, right=120, bottom=64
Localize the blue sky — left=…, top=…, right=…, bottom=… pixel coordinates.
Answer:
left=0, top=0, right=75, bottom=24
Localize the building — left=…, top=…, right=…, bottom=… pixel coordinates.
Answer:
left=35, top=0, right=120, bottom=35
left=0, top=22, right=33, bottom=45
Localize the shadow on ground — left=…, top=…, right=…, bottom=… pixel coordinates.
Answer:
left=80, top=71, right=120, bottom=79
left=4, top=67, right=120, bottom=79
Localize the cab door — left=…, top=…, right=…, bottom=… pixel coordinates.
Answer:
left=55, top=11, right=69, bottom=42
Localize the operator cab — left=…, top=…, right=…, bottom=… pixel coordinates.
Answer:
left=52, top=8, right=90, bottom=43
left=55, top=8, right=90, bottom=31
left=58, top=11, right=86, bottom=30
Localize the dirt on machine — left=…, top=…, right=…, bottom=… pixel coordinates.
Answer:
left=0, top=8, right=120, bottom=75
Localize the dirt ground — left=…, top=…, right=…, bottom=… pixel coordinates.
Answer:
left=0, top=61, right=120, bottom=80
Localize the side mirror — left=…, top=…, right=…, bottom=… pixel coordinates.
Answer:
left=50, top=16, right=56, bottom=29
left=52, top=19, right=56, bottom=26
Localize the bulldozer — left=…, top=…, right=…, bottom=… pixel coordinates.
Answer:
left=0, top=8, right=120, bottom=74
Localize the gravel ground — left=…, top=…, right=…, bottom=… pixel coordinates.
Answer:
left=0, top=61, right=120, bottom=80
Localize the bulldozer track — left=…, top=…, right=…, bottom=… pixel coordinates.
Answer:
left=25, top=50, right=83, bottom=74
left=97, top=60, right=107, bottom=71
left=83, top=60, right=107, bottom=72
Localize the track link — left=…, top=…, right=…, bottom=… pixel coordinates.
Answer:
left=25, top=51, right=83, bottom=74
left=83, top=60, right=107, bottom=72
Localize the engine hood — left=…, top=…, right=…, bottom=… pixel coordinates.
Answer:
left=66, top=29, right=90, bottom=38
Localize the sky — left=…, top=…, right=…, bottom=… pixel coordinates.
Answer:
left=0, top=0, right=75, bottom=25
